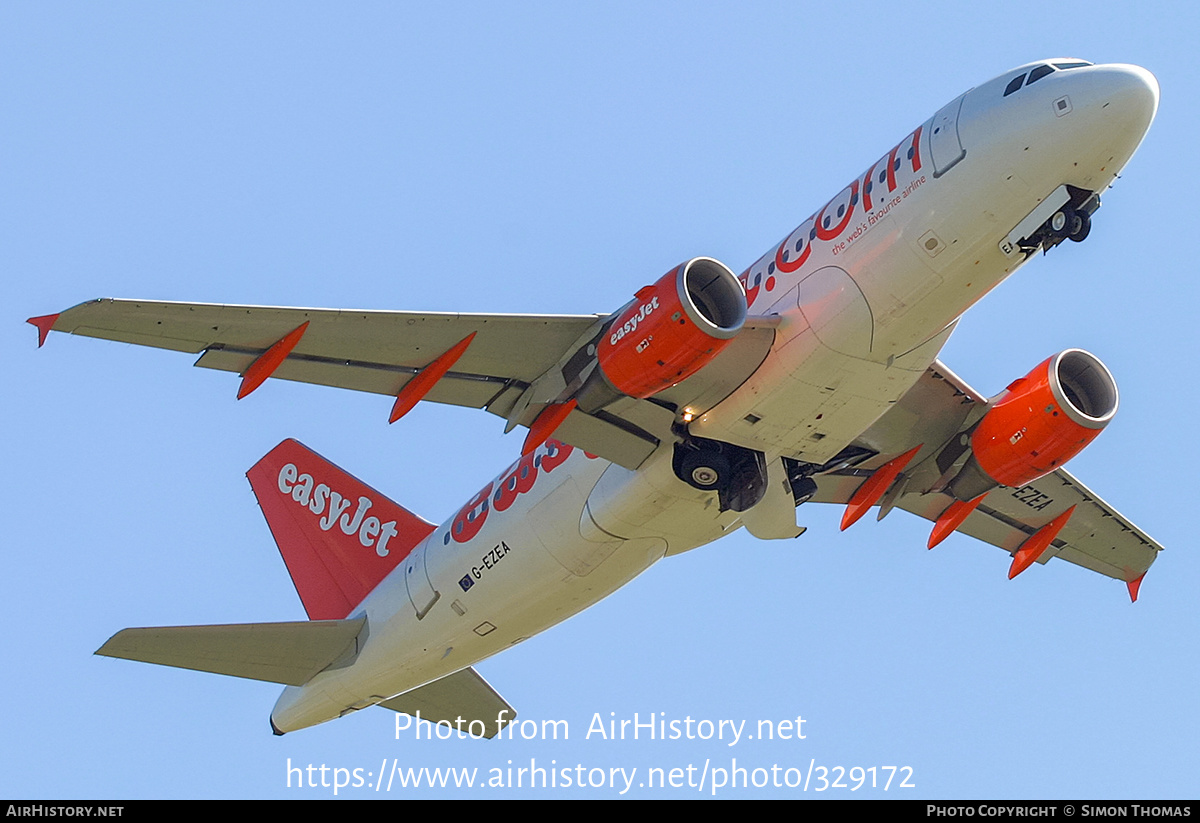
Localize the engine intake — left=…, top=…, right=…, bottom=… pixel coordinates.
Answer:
left=949, top=349, right=1118, bottom=500
left=593, top=257, right=747, bottom=400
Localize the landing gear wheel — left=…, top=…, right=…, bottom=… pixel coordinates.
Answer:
left=680, top=450, right=729, bottom=491
left=1067, top=209, right=1091, bottom=242
left=1049, top=206, right=1078, bottom=239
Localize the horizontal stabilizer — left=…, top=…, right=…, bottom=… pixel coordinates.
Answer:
left=96, top=617, right=367, bottom=686
left=377, top=667, right=515, bottom=739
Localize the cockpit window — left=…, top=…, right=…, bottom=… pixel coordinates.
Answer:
left=1027, top=64, right=1055, bottom=84
left=1003, top=74, right=1026, bottom=97
left=1053, top=61, right=1092, bottom=70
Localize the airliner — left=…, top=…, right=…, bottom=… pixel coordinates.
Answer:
left=28, top=59, right=1162, bottom=737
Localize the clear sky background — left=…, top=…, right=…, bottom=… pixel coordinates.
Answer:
left=4, top=1, right=1197, bottom=799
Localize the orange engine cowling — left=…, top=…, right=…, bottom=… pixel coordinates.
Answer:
left=950, top=350, right=1118, bottom=499
left=594, top=257, right=747, bottom=399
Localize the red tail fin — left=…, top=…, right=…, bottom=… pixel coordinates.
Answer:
left=247, top=439, right=436, bottom=620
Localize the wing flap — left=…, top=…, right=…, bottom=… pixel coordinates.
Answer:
left=377, top=667, right=515, bottom=739
left=554, top=408, right=659, bottom=470
left=95, top=617, right=367, bottom=686
left=195, top=346, right=512, bottom=407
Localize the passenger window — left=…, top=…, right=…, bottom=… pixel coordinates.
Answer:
left=1003, top=74, right=1025, bottom=97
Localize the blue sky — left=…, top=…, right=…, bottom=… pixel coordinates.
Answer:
left=4, top=1, right=1197, bottom=798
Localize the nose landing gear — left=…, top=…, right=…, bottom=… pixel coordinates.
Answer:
left=1048, top=205, right=1091, bottom=242
left=1004, top=184, right=1100, bottom=257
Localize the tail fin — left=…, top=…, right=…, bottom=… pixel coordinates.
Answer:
left=247, top=439, right=436, bottom=620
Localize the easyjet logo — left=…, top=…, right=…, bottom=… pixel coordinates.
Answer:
left=610, top=296, right=659, bottom=346
left=276, top=463, right=400, bottom=556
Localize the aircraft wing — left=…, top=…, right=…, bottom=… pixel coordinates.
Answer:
left=809, top=360, right=1162, bottom=589
left=39, top=297, right=601, bottom=407
left=33, top=299, right=774, bottom=470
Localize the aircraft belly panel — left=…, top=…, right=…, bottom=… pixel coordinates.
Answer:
left=584, top=455, right=732, bottom=552
left=529, top=476, right=621, bottom=576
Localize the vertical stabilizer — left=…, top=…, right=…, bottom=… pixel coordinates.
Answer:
left=247, top=439, right=436, bottom=619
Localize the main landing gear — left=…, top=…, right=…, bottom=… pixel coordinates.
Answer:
left=672, top=438, right=875, bottom=514
left=673, top=438, right=766, bottom=513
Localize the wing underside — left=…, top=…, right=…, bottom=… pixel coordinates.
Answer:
left=39, top=298, right=775, bottom=470
left=810, top=360, right=1161, bottom=584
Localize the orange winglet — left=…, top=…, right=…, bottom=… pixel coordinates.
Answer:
left=928, top=494, right=986, bottom=549
left=1126, top=573, right=1145, bottom=603
left=27, top=313, right=60, bottom=348
left=840, top=445, right=922, bottom=531
left=237, top=322, right=310, bottom=399
left=389, top=333, right=477, bottom=423
left=522, top=399, right=578, bottom=456
left=1008, top=505, right=1075, bottom=579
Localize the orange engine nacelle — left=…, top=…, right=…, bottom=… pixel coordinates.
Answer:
left=594, top=257, right=747, bottom=399
left=951, top=350, right=1118, bottom=499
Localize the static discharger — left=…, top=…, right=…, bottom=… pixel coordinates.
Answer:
left=840, top=445, right=922, bottom=531
left=523, top=399, right=578, bottom=456
left=238, top=322, right=310, bottom=399
left=928, top=494, right=987, bottom=549
left=389, top=333, right=476, bottom=423
left=1008, top=506, right=1075, bottom=579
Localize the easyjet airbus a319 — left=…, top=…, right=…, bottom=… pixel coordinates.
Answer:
left=30, top=59, right=1162, bottom=737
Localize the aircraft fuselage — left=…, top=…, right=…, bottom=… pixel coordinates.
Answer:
left=270, top=61, right=1158, bottom=733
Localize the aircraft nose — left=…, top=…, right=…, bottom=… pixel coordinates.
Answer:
left=1094, top=63, right=1159, bottom=136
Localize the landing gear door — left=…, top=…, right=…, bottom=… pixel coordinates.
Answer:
left=929, top=93, right=966, bottom=177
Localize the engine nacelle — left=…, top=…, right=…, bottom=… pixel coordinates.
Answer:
left=594, top=257, right=747, bottom=399
left=950, top=349, right=1118, bottom=499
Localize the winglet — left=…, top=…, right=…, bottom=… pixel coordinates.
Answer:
left=840, top=445, right=922, bottom=531
left=26, top=313, right=60, bottom=348
left=522, top=400, right=577, bottom=456
left=1126, top=573, right=1145, bottom=603
left=238, top=322, right=310, bottom=399
left=389, top=333, right=476, bottom=423
left=1008, top=505, right=1075, bottom=579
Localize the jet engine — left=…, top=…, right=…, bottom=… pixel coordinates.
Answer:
left=575, top=257, right=747, bottom=410
left=949, top=349, right=1118, bottom=500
